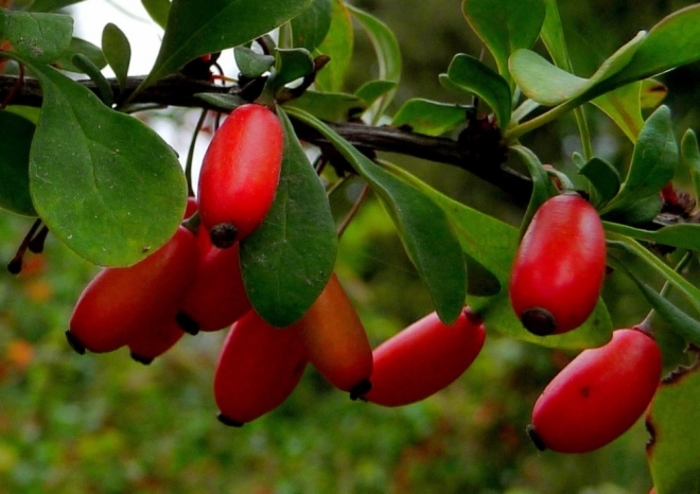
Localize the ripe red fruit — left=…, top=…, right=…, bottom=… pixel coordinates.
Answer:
left=197, top=104, right=284, bottom=248
left=214, top=310, right=307, bottom=426
left=293, top=273, right=372, bottom=397
left=177, top=231, right=251, bottom=334
left=509, top=193, right=606, bottom=336
left=128, top=317, right=185, bottom=365
left=66, top=226, right=198, bottom=354
left=527, top=328, right=662, bottom=454
left=362, top=308, right=486, bottom=407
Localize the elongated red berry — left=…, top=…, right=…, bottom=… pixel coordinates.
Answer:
left=293, top=273, right=372, bottom=397
left=128, top=317, right=185, bottom=365
left=527, top=328, right=662, bottom=454
left=67, top=226, right=198, bottom=354
left=509, top=193, right=606, bottom=336
left=177, top=230, right=251, bottom=333
left=198, top=104, right=283, bottom=248
left=214, top=311, right=307, bottom=426
left=362, top=308, right=486, bottom=407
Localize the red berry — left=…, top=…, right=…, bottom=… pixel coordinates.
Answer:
left=509, top=193, right=606, bottom=336
left=363, top=308, right=486, bottom=407
left=67, top=226, right=198, bottom=354
left=527, top=328, right=662, bottom=454
left=177, top=230, right=251, bottom=333
left=293, top=273, right=372, bottom=396
left=214, top=310, right=307, bottom=426
left=128, top=317, right=185, bottom=365
left=197, top=104, right=283, bottom=247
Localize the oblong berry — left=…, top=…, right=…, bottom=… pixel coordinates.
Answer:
left=214, top=310, right=307, bottom=426
left=363, top=308, right=486, bottom=407
left=128, top=316, right=185, bottom=364
left=197, top=104, right=284, bottom=246
left=67, top=226, right=198, bottom=353
left=509, top=193, right=606, bottom=335
left=293, top=273, right=373, bottom=395
left=528, top=328, right=662, bottom=454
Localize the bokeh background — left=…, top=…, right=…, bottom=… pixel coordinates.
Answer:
left=2, top=0, right=700, bottom=492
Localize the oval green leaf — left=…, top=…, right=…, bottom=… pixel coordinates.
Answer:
left=0, top=111, right=37, bottom=216
left=291, top=0, right=332, bottom=52
left=0, top=9, right=73, bottom=64
left=140, top=0, right=313, bottom=90
left=102, top=23, right=131, bottom=93
left=462, top=0, right=545, bottom=82
left=392, top=98, right=470, bottom=137
left=141, top=0, right=171, bottom=30
left=445, top=53, right=512, bottom=129
left=54, top=37, right=107, bottom=74
left=26, top=62, right=187, bottom=267
left=240, top=108, right=337, bottom=327
left=313, top=0, right=353, bottom=92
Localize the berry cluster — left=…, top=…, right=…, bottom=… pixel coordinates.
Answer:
left=509, top=193, right=663, bottom=453
left=64, top=103, right=488, bottom=426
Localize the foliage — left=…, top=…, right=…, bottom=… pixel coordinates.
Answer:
left=2, top=0, right=700, bottom=492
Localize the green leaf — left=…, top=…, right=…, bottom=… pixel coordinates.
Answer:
left=462, top=0, right=546, bottom=82
left=602, top=193, right=662, bottom=226
left=385, top=162, right=612, bottom=349
left=0, top=9, right=73, bottom=64
left=26, top=62, right=187, bottom=267
left=54, top=37, right=107, bottom=74
left=240, top=108, right=337, bottom=327
left=291, top=0, right=332, bottom=52
left=539, top=0, right=571, bottom=70
left=271, top=48, right=314, bottom=88
left=443, top=53, right=512, bottom=129
left=141, top=0, right=171, bottom=30
left=611, top=4, right=700, bottom=87
left=607, top=252, right=700, bottom=345
left=391, top=98, right=469, bottom=137
left=347, top=4, right=401, bottom=122
left=27, top=0, right=84, bottom=12
left=592, top=82, right=644, bottom=143
left=102, top=23, right=131, bottom=93
left=603, top=105, right=677, bottom=214
left=604, top=221, right=700, bottom=253
left=314, top=0, right=353, bottom=92
left=640, top=78, right=667, bottom=109
left=681, top=130, right=700, bottom=205
left=577, top=156, right=621, bottom=207
left=70, top=53, right=114, bottom=107
left=355, top=80, right=397, bottom=107
left=194, top=92, right=247, bottom=112
left=0, top=111, right=37, bottom=216
left=234, top=46, right=276, bottom=79
left=510, top=31, right=646, bottom=107
left=140, top=0, right=313, bottom=90
left=286, top=107, right=466, bottom=324
left=284, top=90, right=365, bottom=122
left=510, top=145, right=559, bottom=234
left=647, top=366, right=700, bottom=494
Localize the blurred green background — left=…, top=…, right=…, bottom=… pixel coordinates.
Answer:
left=2, top=0, right=700, bottom=492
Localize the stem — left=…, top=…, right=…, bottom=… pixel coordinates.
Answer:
left=573, top=106, right=594, bottom=161
left=505, top=99, right=579, bottom=140
left=185, top=109, right=209, bottom=197
left=337, top=183, right=370, bottom=239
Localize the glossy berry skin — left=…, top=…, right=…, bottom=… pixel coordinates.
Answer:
left=177, top=230, right=251, bottom=333
left=527, top=328, right=662, bottom=454
left=214, top=310, right=307, bottom=426
left=363, top=308, right=486, bottom=407
left=67, top=226, right=198, bottom=354
left=293, top=273, right=373, bottom=396
left=198, top=104, right=284, bottom=247
left=509, top=193, right=606, bottom=336
left=128, top=317, right=185, bottom=365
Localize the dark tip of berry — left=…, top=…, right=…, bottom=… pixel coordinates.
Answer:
left=526, top=424, right=547, bottom=451
left=176, top=312, right=200, bottom=335
left=216, top=412, right=244, bottom=428
left=65, top=330, right=86, bottom=355
left=349, top=379, right=373, bottom=401
left=209, top=223, right=237, bottom=249
left=520, top=307, right=557, bottom=336
left=130, top=352, right=154, bottom=365
left=7, top=258, right=22, bottom=275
